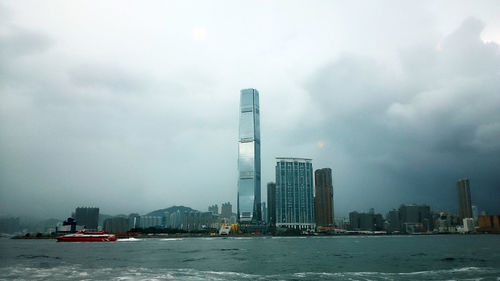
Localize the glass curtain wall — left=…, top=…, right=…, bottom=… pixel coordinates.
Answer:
left=238, top=89, right=261, bottom=223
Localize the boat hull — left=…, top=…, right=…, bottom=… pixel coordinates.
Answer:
left=56, top=231, right=117, bottom=242
left=56, top=236, right=117, bottom=242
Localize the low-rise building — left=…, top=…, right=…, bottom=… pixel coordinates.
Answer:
left=478, top=215, right=500, bottom=233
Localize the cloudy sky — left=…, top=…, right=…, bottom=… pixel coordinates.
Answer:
left=1, top=1, right=499, bottom=219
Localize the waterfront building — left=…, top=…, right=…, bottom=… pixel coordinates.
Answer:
left=433, top=211, right=462, bottom=233
left=103, top=216, right=129, bottom=234
left=181, top=211, right=219, bottom=231
left=56, top=218, right=84, bottom=235
left=434, top=212, right=452, bottom=233
left=267, top=182, right=276, bottom=227
left=139, top=216, right=162, bottom=229
left=162, top=211, right=170, bottom=228
left=221, top=202, right=232, bottom=219
left=169, top=210, right=183, bottom=229
left=208, top=204, right=219, bottom=215
left=237, top=88, right=261, bottom=223
left=386, top=209, right=401, bottom=233
left=275, top=157, right=315, bottom=230
left=74, top=207, right=99, bottom=230
left=128, top=213, right=140, bottom=230
left=457, top=178, right=473, bottom=220
left=478, top=215, right=500, bottom=233
left=314, top=168, right=334, bottom=227
left=349, top=211, right=384, bottom=231
left=262, top=202, right=267, bottom=223
left=182, top=211, right=199, bottom=230
left=462, top=218, right=475, bottom=233
left=472, top=205, right=479, bottom=221
left=58, top=217, right=77, bottom=234
left=399, top=204, right=432, bottom=233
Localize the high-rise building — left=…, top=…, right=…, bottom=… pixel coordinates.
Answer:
left=457, top=178, right=473, bottom=220
left=208, top=204, right=218, bottom=214
left=386, top=209, right=401, bottom=233
left=169, top=210, right=183, bottom=229
left=314, top=168, right=334, bottom=227
left=237, top=88, right=261, bottom=223
left=74, top=207, right=99, bottom=230
left=267, top=182, right=276, bottom=227
left=399, top=204, right=433, bottom=233
left=472, top=205, right=479, bottom=221
left=262, top=202, right=267, bottom=223
left=128, top=213, right=140, bottom=230
left=221, top=202, right=232, bottom=219
left=139, top=216, right=162, bottom=229
left=103, top=216, right=129, bottom=234
left=349, top=211, right=384, bottom=231
left=275, top=158, right=315, bottom=230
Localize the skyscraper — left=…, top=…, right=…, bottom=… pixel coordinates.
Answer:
left=238, top=88, right=261, bottom=223
left=74, top=207, right=99, bottom=230
left=314, top=168, right=334, bottom=227
left=275, top=157, right=315, bottom=230
left=267, top=182, right=276, bottom=227
left=399, top=204, right=433, bottom=233
left=208, top=204, right=218, bottom=214
left=262, top=202, right=267, bottom=223
left=221, top=202, right=232, bottom=219
left=457, top=178, right=473, bottom=220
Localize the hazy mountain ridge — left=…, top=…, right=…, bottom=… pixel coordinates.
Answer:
left=146, top=206, right=198, bottom=217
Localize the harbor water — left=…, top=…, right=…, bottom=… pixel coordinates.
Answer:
left=1, top=235, right=499, bottom=280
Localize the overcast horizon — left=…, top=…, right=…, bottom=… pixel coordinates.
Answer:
left=1, top=1, right=499, bottom=220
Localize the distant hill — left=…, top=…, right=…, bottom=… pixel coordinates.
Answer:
left=146, top=206, right=199, bottom=217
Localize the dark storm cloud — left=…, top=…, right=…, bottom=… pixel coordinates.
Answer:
left=305, top=18, right=500, bottom=214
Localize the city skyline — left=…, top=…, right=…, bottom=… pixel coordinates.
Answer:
left=1, top=1, right=500, bottom=219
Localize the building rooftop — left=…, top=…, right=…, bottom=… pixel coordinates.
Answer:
left=276, top=157, right=312, bottom=163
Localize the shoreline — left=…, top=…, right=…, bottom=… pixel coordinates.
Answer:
left=8, top=231, right=498, bottom=240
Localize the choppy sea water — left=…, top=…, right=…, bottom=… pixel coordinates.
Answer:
left=1, top=235, right=499, bottom=281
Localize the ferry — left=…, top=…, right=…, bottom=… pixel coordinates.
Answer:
left=56, top=230, right=117, bottom=242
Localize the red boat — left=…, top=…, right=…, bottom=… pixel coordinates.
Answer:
left=56, top=230, right=117, bottom=242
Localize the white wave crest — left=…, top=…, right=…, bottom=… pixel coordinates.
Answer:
left=117, top=238, right=142, bottom=242
left=160, top=238, right=184, bottom=241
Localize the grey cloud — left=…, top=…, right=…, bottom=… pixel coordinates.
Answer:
left=1, top=2, right=500, bottom=220
left=440, top=17, right=500, bottom=77
left=68, top=64, right=145, bottom=93
left=0, top=26, right=52, bottom=58
left=305, top=18, right=500, bottom=214
left=387, top=18, right=500, bottom=153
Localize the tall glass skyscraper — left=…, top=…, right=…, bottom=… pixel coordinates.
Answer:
left=238, top=88, right=261, bottom=223
left=457, top=178, right=473, bottom=220
left=275, top=157, right=315, bottom=230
